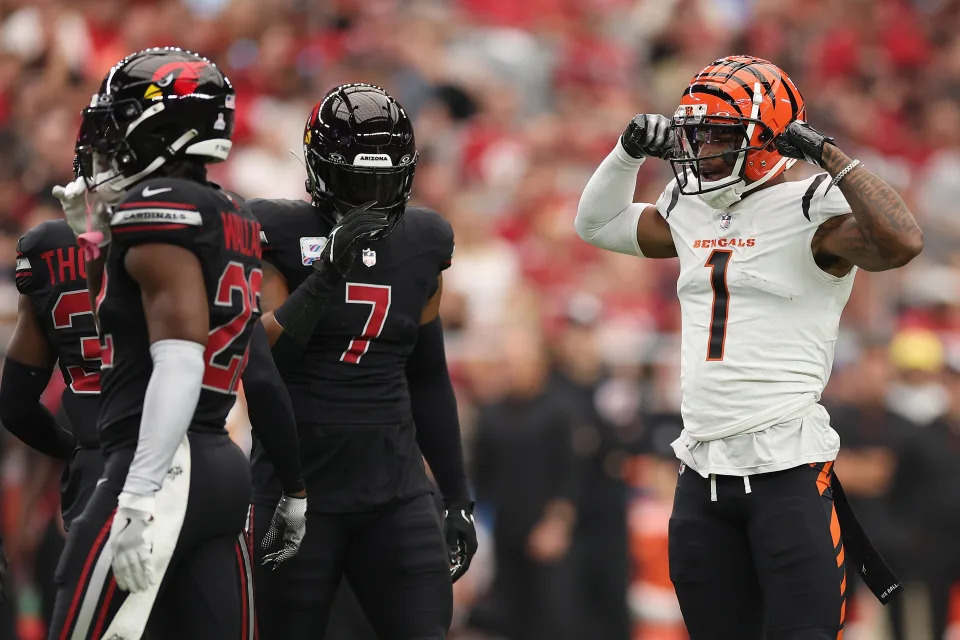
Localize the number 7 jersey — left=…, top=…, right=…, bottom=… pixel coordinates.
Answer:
left=249, top=199, right=453, bottom=511
left=249, top=199, right=453, bottom=427
left=96, top=177, right=263, bottom=453
left=656, top=173, right=856, bottom=444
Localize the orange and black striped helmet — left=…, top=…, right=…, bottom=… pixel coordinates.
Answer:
left=670, top=55, right=805, bottom=198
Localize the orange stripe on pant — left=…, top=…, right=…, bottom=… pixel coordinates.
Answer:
left=813, top=461, right=845, bottom=639
left=816, top=461, right=834, bottom=496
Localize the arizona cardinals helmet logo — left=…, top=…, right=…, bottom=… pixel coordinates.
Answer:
left=144, top=61, right=209, bottom=99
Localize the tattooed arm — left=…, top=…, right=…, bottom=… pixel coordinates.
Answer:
left=776, top=122, right=923, bottom=273
left=812, top=144, right=923, bottom=272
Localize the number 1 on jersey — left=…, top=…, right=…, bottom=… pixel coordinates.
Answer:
left=341, top=283, right=392, bottom=364
left=705, top=249, right=732, bottom=361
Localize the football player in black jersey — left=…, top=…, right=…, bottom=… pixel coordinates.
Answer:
left=44, top=48, right=305, bottom=639
left=248, top=83, right=477, bottom=639
left=3, top=221, right=309, bottom=558
left=1, top=219, right=103, bottom=530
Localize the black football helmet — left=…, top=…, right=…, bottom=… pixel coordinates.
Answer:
left=76, top=47, right=235, bottom=191
left=303, top=83, right=417, bottom=230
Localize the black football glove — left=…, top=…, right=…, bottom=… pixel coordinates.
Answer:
left=775, top=120, right=836, bottom=167
left=272, top=200, right=389, bottom=346
left=315, top=201, right=390, bottom=283
left=443, top=500, right=478, bottom=583
left=621, top=114, right=679, bottom=160
left=261, top=494, right=307, bottom=570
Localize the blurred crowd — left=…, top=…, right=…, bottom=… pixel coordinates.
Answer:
left=2, top=0, right=960, bottom=638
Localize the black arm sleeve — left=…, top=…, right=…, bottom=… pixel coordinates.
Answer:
left=0, top=359, right=76, bottom=460
left=241, top=323, right=306, bottom=495
left=269, top=268, right=339, bottom=369
left=406, top=318, right=470, bottom=506
left=272, top=267, right=338, bottom=346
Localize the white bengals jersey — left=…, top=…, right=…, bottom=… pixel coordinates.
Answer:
left=656, top=173, right=855, bottom=476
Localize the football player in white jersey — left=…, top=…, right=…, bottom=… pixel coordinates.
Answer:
left=575, top=55, right=922, bottom=640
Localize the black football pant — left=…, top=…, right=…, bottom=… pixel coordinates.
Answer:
left=669, top=462, right=846, bottom=640
left=48, top=432, right=254, bottom=640
left=61, top=446, right=105, bottom=530
left=252, top=492, right=452, bottom=640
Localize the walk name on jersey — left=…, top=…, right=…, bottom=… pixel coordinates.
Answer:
left=220, top=212, right=262, bottom=258
left=693, top=237, right=757, bottom=249
left=17, top=246, right=88, bottom=286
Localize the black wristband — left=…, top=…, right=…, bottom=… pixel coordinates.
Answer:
left=272, top=265, right=339, bottom=345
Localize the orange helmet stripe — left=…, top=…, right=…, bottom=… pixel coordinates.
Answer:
left=685, top=83, right=748, bottom=116
left=674, top=55, right=806, bottom=187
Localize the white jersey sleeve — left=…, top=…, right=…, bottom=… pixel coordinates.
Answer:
left=817, top=183, right=854, bottom=219
left=802, top=173, right=853, bottom=224
left=574, top=142, right=648, bottom=257
left=655, top=179, right=682, bottom=220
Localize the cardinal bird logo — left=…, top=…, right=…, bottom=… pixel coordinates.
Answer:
left=144, top=61, right=209, bottom=99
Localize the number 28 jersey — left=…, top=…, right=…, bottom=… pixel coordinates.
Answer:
left=96, top=178, right=263, bottom=453
left=657, top=173, right=856, bottom=449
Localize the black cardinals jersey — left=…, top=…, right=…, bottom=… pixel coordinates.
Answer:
left=249, top=199, right=453, bottom=510
left=15, top=220, right=101, bottom=446
left=96, top=178, right=263, bottom=453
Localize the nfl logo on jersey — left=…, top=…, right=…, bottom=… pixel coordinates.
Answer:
left=362, top=248, right=377, bottom=267
left=719, top=214, right=732, bottom=230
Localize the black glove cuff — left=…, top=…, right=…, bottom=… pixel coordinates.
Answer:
left=620, top=133, right=645, bottom=160
left=446, top=499, right=475, bottom=514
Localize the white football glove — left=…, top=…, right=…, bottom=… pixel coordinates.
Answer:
left=52, top=177, right=93, bottom=239
left=261, top=494, right=307, bottom=570
left=52, top=171, right=124, bottom=258
left=92, top=170, right=127, bottom=208
left=111, top=492, right=156, bottom=593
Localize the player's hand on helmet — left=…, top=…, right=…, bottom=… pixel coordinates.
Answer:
left=316, top=201, right=389, bottom=281
left=261, top=493, right=307, bottom=570
left=443, top=500, right=478, bottom=583
left=621, top=114, right=679, bottom=160
left=111, top=492, right=156, bottom=593
left=775, top=120, right=836, bottom=167
left=53, top=169, right=124, bottom=258
left=53, top=176, right=94, bottom=239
